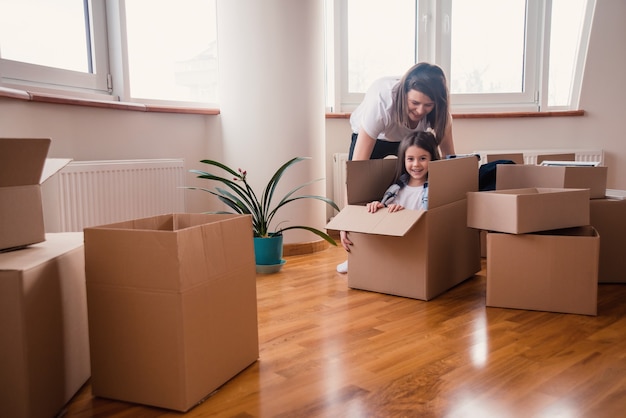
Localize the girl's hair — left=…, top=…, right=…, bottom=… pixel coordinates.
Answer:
left=392, top=62, right=450, bottom=145
left=394, top=131, right=441, bottom=183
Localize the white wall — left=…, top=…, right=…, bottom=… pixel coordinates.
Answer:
left=1, top=0, right=624, bottom=220
left=0, top=99, right=220, bottom=214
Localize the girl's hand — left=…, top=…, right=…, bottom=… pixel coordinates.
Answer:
left=387, top=204, right=404, bottom=213
left=367, top=201, right=384, bottom=213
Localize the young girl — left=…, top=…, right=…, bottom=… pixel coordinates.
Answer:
left=366, top=130, right=440, bottom=213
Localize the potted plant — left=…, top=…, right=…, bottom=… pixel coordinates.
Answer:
left=187, top=157, right=339, bottom=273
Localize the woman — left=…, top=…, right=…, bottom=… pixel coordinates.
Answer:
left=337, top=62, right=455, bottom=274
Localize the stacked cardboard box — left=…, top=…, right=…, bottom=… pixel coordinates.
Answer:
left=468, top=187, right=599, bottom=316
left=487, top=158, right=625, bottom=284
left=1, top=138, right=88, bottom=418
left=84, top=213, right=259, bottom=412
left=0, top=233, right=90, bottom=418
left=327, top=156, right=481, bottom=301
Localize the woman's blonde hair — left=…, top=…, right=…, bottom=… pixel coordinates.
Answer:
left=392, top=62, right=450, bottom=145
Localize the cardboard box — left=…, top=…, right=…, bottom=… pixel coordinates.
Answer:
left=0, top=138, right=51, bottom=251
left=327, top=156, right=481, bottom=300
left=0, top=232, right=90, bottom=418
left=486, top=226, right=599, bottom=316
left=84, top=213, right=259, bottom=412
left=590, top=198, right=626, bottom=283
left=495, top=164, right=608, bottom=199
left=467, top=187, right=590, bottom=234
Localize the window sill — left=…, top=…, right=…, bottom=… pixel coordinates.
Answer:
left=0, top=86, right=220, bottom=115
left=326, top=109, right=585, bottom=119
left=1, top=87, right=584, bottom=119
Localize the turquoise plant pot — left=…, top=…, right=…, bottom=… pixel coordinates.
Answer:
left=253, top=235, right=284, bottom=266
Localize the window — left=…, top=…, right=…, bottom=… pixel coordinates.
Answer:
left=329, top=0, right=596, bottom=113
left=122, top=0, right=218, bottom=105
left=0, top=0, right=109, bottom=96
left=0, top=0, right=218, bottom=105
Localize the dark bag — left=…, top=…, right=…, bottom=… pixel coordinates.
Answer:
left=478, top=159, right=516, bottom=191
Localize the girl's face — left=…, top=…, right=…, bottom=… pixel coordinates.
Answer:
left=404, top=145, right=431, bottom=186
left=406, top=90, right=435, bottom=124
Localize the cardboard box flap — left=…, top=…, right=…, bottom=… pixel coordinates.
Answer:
left=346, top=159, right=397, bottom=205
left=496, top=164, right=608, bottom=199
left=0, top=138, right=51, bottom=187
left=428, top=156, right=478, bottom=208
left=88, top=213, right=248, bottom=232
left=486, top=153, right=524, bottom=164
left=41, top=158, right=72, bottom=183
left=345, top=155, right=478, bottom=209
left=326, top=204, right=425, bottom=236
left=536, top=153, right=575, bottom=164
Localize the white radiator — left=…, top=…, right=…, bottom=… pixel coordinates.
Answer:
left=333, top=152, right=349, bottom=210
left=332, top=148, right=604, bottom=209
left=472, top=148, right=604, bottom=166
left=42, top=159, right=186, bottom=232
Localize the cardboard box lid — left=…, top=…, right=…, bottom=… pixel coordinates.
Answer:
left=346, top=155, right=478, bottom=208
left=0, top=138, right=51, bottom=187
left=326, top=204, right=425, bottom=236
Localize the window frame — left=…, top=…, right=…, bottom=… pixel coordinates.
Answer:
left=0, top=0, right=111, bottom=99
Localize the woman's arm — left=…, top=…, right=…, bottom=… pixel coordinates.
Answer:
left=438, top=115, right=456, bottom=157
left=352, top=129, right=377, bottom=161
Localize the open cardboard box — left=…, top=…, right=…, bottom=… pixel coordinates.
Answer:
left=327, top=156, right=481, bottom=300
left=486, top=226, right=599, bottom=316
left=590, top=197, right=626, bottom=283
left=467, top=187, right=590, bottom=234
left=496, top=164, right=608, bottom=199
left=0, top=232, right=90, bottom=418
left=84, top=213, right=259, bottom=412
left=0, top=138, right=71, bottom=251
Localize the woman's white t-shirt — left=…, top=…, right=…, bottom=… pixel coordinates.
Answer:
left=394, top=184, right=427, bottom=211
left=350, top=76, right=429, bottom=142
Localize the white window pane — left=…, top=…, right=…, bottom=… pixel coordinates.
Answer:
left=347, top=0, right=415, bottom=93
left=548, top=0, right=586, bottom=107
left=124, top=0, right=218, bottom=103
left=450, top=0, right=526, bottom=94
left=0, top=0, right=90, bottom=73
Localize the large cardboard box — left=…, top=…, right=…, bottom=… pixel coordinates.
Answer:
left=590, top=198, right=626, bottom=283
left=327, top=156, right=481, bottom=300
left=84, top=213, right=259, bottom=412
left=495, top=164, right=608, bottom=199
left=0, top=138, right=51, bottom=251
left=486, top=226, right=599, bottom=316
left=0, top=232, right=90, bottom=418
left=467, top=187, right=590, bottom=234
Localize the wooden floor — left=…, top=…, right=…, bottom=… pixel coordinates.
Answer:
left=61, top=245, right=626, bottom=418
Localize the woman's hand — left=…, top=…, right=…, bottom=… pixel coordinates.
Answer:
left=386, top=204, right=404, bottom=213
left=340, top=230, right=353, bottom=252
left=367, top=201, right=384, bottom=213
